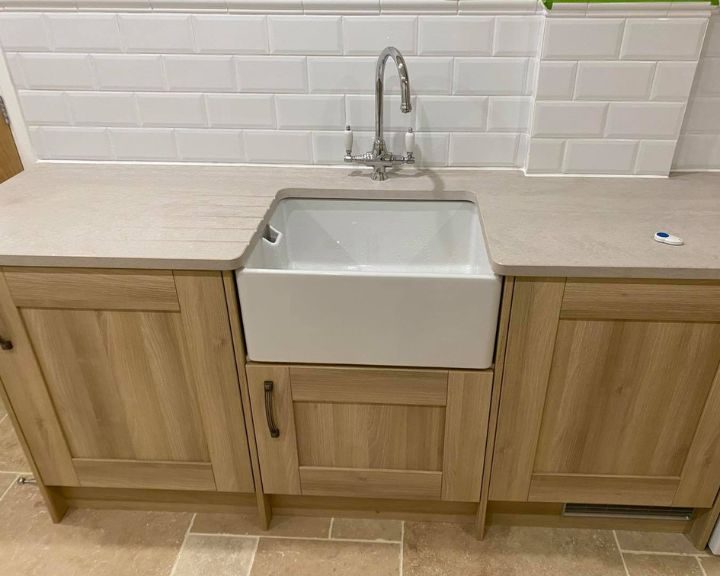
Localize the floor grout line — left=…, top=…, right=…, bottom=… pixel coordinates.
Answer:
left=0, top=413, right=7, bottom=426
left=697, top=555, right=709, bottom=576
left=399, top=520, right=405, bottom=576
left=169, top=512, right=196, bottom=576
left=189, top=531, right=402, bottom=544
left=0, top=474, right=18, bottom=502
left=613, top=531, right=632, bottom=576
left=328, top=517, right=334, bottom=539
left=245, top=536, right=260, bottom=576
left=619, top=550, right=711, bottom=558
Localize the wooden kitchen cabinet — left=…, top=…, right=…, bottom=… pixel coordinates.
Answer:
left=246, top=364, right=493, bottom=502
left=0, top=267, right=254, bottom=494
left=490, top=278, right=720, bottom=509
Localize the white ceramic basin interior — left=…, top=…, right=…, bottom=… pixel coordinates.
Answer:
left=236, top=197, right=502, bottom=369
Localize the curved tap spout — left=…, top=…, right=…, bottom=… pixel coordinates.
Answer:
left=375, top=47, right=412, bottom=147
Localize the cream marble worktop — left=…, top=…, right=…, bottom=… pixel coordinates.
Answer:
left=1, top=163, right=719, bottom=279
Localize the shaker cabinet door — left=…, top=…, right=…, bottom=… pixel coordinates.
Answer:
left=0, top=268, right=254, bottom=493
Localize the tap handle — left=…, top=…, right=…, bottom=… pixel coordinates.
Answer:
left=405, top=128, right=415, bottom=157
left=344, top=125, right=353, bottom=155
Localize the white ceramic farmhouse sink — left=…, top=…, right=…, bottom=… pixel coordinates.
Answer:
left=236, top=198, right=501, bottom=369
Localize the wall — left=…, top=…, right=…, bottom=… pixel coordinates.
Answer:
left=674, top=11, right=720, bottom=170
left=0, top=1, right=718, bottom=174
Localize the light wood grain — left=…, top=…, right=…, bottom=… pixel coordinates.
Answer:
left=0, top=270, right=78, bottom=485
left=4, top=268, right=179, bottom=311
left=490, top=278, right=565, bottom=501
left=246, top=364, right=301, bottom=495
left=0, top=117, right=23, bottom=183
left=528, top=473, right=679, bottom=506
left=222, top=271, right=272, bottom=528
left=441, top=371, right=492, bottom=502
left=688, top=490, right=720, bottom=550
left=73, top=458, right=217, bottom=491
left=21, top=308, right=210, bottom=462
left=289, top=366, right=448, bottom=406
left=299, top=467, right=442, bottom=500
left=674, top=363, right=720, bottom=507
left=561, top=279, right=720, bottom=322
left=174, top=271, right=254, bottom=493
left=294, top=402, right=445, bottom=471
left=477, top=277, right=514, bottom=538
left=534, top=320, right=720, bottom=478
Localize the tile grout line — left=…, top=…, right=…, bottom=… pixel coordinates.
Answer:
left=399, top=520, right=405, bottom=576
left=188, top=531, right=402, bottom=544
left=620, top=549, right=711, bottom=558
left=0, top=474, right=19, bottom=502
left=245, top=536, right=260, bottom=576
left=328, top=517, right=334, bottom=539
left=697, top=555, right=709, bottom=576
left=169, top=512, right=196, bottom=576
left=613, top=530, right=632, bottom=576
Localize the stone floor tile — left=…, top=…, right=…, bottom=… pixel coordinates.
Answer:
left=0, top=471, right=17, bottom=497
left=250, top=537, right=400, bottom=576
left=192, top=512, right=331, bottom=538
left=0, top=416, right=30, bottom=473
left=0, top=396, right=7, bottom=420
left=623, top=553, right=704, bottom=575
left=173, top=534, right=257, bottom=576
left=700, top=555, right=720, bottom=576
left=403, top=522, right=626, bottom=576
left=0, top=482, right=192, bottom=576
left=331, top=517, right=403, bottom=542
left=616, top=530, right=703, bottom=555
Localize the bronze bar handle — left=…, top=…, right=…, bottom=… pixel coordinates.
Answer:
left=0, top=336, right=13, bottom=351
left=264, top=381, right=280, bottom=438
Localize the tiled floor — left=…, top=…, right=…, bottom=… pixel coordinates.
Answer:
left=0, top=397, right=718, bottom=576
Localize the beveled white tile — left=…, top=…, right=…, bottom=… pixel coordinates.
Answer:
left=109, top=128, right=178, bottom=160
left=206, top=94, right=275, bottom=128
left=381, top=0, right=457, bottom=13
left=621, top=18, right=708, bottom=61
left=487, top=96, right=531, bottom=131
left=164, top=56, right=236, bottom=92
left=563, top=138, right=638, bottom=174
left=150, top=0, right=228, bottom=11
left=634, top=139, right=675, bottom=175
left=176, top=129, right=245, bottom=162
left=269, top=16, right=342, bottom=54
left=412, top=131, right=449, bottom=165
left=695, top=57, right=720, bottom=96
left=605, top=102, right=685, bottom=139
left=0, top=13, right=50, bottom=50
left=458, top=0, right=537, bottom=12
left=342, top=16, right=417, bottom=55
left=118, top=14, right=194, bottom=53
left=651, top=61, right=698, bottom=101
left=415, top=95, right=487, bottom=130
left=532, top=101, right=607, bottom=137
left=34, top=126, right=114, bottom=160
left=535, top=61, right=576, bottom=100
left=542, top=18, right=624, bottom=60
left=20, top=53, right=95, bottom=90
left=244, top=130, right=313, bottom=163
left=236, top=56, right=307, bottom=92
left=346, top=94, right=416, bottom=130
left=304, top=0, right=379, bottom=13
left=68, top=92, right=139, bottom=126
left=453, top=57, right=529, bottom=95
left=683, top=96, right=720, bottom=133
left=227, top=0, right=302, bottom=12
left=417, top=16, right=493, bottom=55
left=192, top=15, right=269, bottom=54
left=526, top=137, right=565, bottom=173
left=46, top=13, right=122, bottom=52
left=92, top=55, right=165, bottom=91
left=137, top=93, right=208, bottom=127
left=574, top=61, right=655, bottom=101
left=493, top=16, right=542, bottom=56
left=18, top=91, right=70, bottom=125
left=308, top=57, right=375, bottom=93
left=673, top=133, right=720, bottom=170
left=449, top=132, right=520, bottom=166
left=388, top=57, right=452, bottom=94
left=5, top=53, right=26, bottom=89
left=275, top=94, right=345, bottom=129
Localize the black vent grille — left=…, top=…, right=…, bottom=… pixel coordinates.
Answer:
left=563, top=503, right=693, bottom=521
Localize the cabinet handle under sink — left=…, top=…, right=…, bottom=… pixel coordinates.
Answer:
left=0, top=336, right=13, bottom=351
left=264, top=381, right=280, bottom=438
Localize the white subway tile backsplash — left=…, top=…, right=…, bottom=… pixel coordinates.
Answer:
left=20, top=53, right=95, bottom=90
left=634, top=139, right=676, bottom=175
left=458, top=0, right=537, bottom=12
left=206, top=94, right=276, bottom=128
left=574, top=61, right=655, bottom=101
left=674, top=134, right=720, bottom=169
left=542, top=19, right=624, bottom=60
left=5, top=53, right=26, bottom=89
left=308, top=57, right=374, bottom=92
left=705, top=16, right=720, bottom=56
left=621, top=18, right=707, bottom=61
left=109, top=128, right=178, bottom=160
left=605, top=102, right=685, bottom=138
left=382, top=0, right=457, bottom=13
left=651, top=61, right=699, bottom=101
left=526, top=138, right=565, bottom=173
left=453, top=57, right=529, bottom=95
left=269, top=16, right=342, bottom=54
left=493, top=16, right=542, bottom=56
left=384, top=57, right=452, bottom=94
left=535, top=61, right=576, bottom=100
left=487, top=96, right=531, bottom=131
left=137, top=93, right=208, bottom=126
left=304, top=0, right=379, bottom=13
left=412, top=132, right=449, bottom=165
left=313, top=130, right=362, bottom=163
left=695, top=58, right=720, bottom=96
left=417, top=16, right=493, bottom=55
left=164, top=56, right=236, bottom=91
left=244, top=130, right=313, bottom=163
left=343, top=16, right=417, bottom=55
left=416, top=95, right=487, bottom=130
left=18, top=91, right=70, bottom=125
left=563, top=139, right=638, bottom=174
left=118, top=14, right=194, bottom=53
left=68, top=92, right=139, bottom=126
left=683, top=96, right=720, bottom=133
left=46, top=14, right=122, bottom=52
left=35, top=126, right=114, bottom=160
left=176, top=129, right=245, bottom=161
left=237, top=56, right=307, bottom=92
left=92, top=55, right=165, bottom=91
left=0, top=14, right=50, bottom=51
left=449, top=132, right=519, bottom=165
left=276, top=94, right=345, bottom=129
left=346, top=94, right=416, bottom=130
left=532, top=101, right=607, bottom=137
left=192, top=15, right=269, bottom=54
left=227, top=0, right=303, bottom=12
